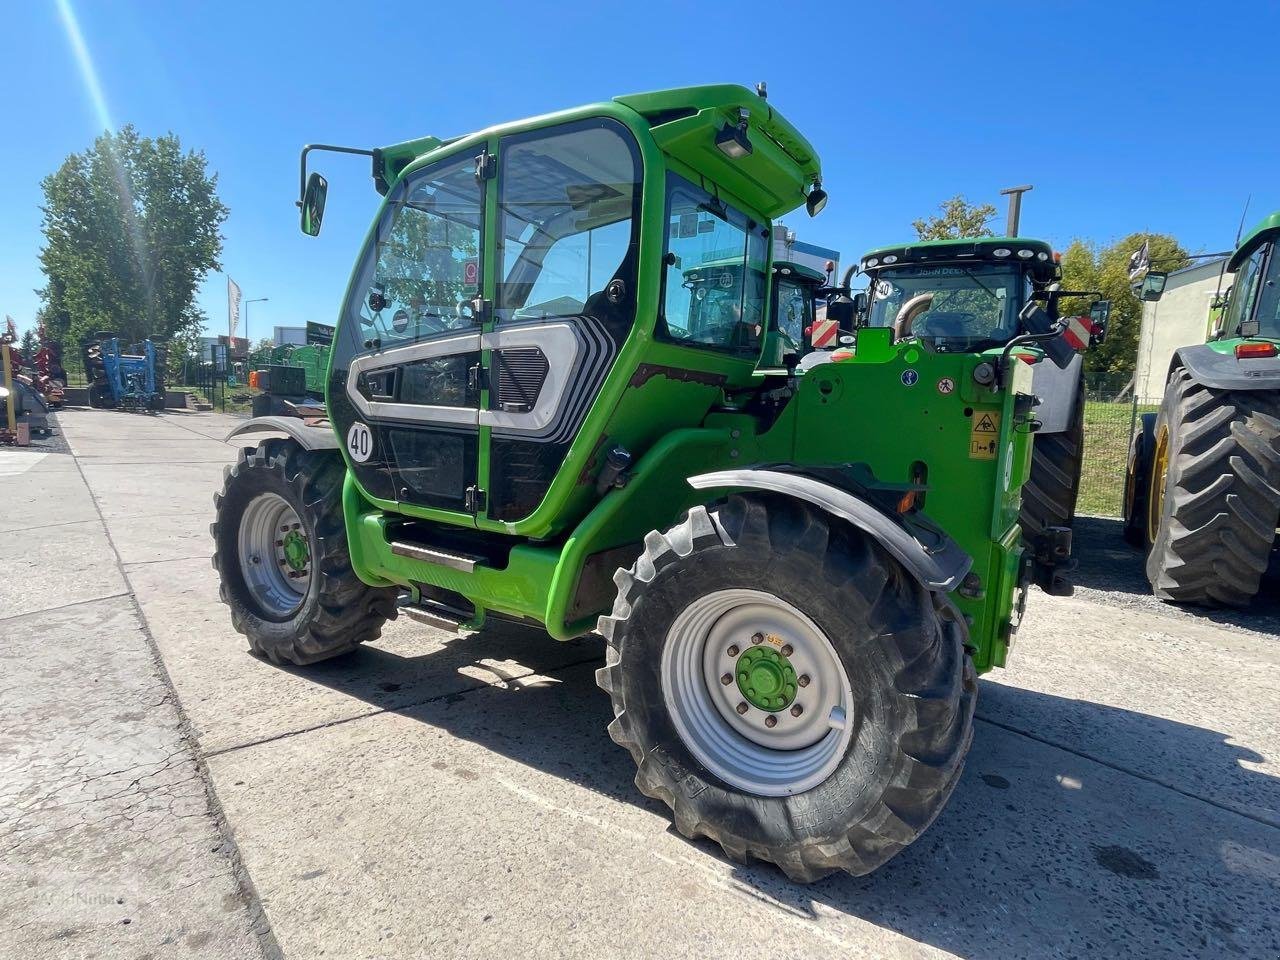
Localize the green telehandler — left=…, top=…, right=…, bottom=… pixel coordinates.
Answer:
left=212, top=85, right=1068, bottom=880
left=1124, top=212, right=1280, bottom=605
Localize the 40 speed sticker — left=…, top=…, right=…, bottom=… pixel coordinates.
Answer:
left=347, top=421, right=374, bottom=463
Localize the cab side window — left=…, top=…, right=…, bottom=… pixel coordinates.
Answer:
left=496, top=121, right=641, bottom=325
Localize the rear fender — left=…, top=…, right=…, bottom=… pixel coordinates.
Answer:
left=687, top=469, right=972, bottom=592
left=225, top=415, right=339, bottom=450
left=1170, top=344, right=1280, bottom=392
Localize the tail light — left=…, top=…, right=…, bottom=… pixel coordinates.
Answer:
left=1235, top=342, right=1278, bottom=359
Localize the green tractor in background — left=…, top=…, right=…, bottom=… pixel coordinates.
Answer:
left=1124, top=211, right=1280, bottom=605
left=825, top=238, right=1110, bottom=549
left=212, top=85, right=1063, bottom=881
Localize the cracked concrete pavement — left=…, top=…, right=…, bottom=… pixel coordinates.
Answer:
left=2, top=407, right=1277, bottom=959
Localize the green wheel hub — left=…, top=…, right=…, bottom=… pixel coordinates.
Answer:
left=281, top=529, right=310, bottom=572
left=736, top=646, right=797, bottom=711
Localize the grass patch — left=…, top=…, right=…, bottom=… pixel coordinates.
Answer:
left=1077, top=400, right=1158, bottom=517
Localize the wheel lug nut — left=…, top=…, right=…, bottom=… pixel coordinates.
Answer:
left=736, top=702, right=749, bottom=715
left=764, top=715, right=778, bottom=728
left=727, top=644, right=739, bottom=657
left=790, top=704, right=803, bottom=717
left=751, top=632, right=764, bottom=645
left=720, top=673, right=732, bottom=685
left=798, top=675, right=810, bottom=687
left=781, top=643, right=793, bottom=656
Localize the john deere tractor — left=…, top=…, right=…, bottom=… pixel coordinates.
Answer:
left=1124, top=211, right=1280, bottom=605
left=213, top=85, right=1059, bottom=881
left=826, top=238, right=1110, bottom=547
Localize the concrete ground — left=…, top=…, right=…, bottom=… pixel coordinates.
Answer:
left=2, top=407, right=1278, bottom=959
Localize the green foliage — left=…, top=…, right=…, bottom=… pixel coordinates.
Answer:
left=912, top=195, right=998, bottom=241
left=37, top=125, right=228, bottom=356
left=1057, top=233, right=1189, bottom=375
left=19, top=328, right=38, bottom=358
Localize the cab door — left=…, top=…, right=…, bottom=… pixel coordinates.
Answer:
left=479, top=118, right=643, bottom=523
left=330, top=144, right=493, bottom=518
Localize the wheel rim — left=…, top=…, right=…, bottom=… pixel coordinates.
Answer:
left=660, top=589, right=855, bottom=797
left=1147, top=426, right=1170, bottom=544
left=237, top=493, right=311, bottom=618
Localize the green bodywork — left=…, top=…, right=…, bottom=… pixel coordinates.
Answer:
left=1204, top=210, right=1280, bottom=351
left=322, top=85, right=1035, bottom=675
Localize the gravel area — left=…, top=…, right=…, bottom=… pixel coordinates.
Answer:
left=1072, top=515, right=1280, bottom=640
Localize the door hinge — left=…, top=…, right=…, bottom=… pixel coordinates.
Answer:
left=467, top=362, right=489, bottom=394
left=465, top=485, right=487, bottom=513
left=474, top=150, right=496, bottom=181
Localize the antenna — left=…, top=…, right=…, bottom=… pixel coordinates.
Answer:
left=1234, top=195, right=1252, bottom=246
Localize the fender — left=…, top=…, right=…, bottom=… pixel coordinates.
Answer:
left=1169, top=344, right=1280, bottom=392
left=687, top=468, right=972, bottom=592
left=224, top=415, right=339, bottom=450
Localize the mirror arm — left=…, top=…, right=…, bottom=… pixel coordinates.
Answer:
left=297, top=144, right=378, bottom=208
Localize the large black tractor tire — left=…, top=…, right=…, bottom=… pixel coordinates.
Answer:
left=1146, top=369, right=1280, bottom=605
left=596, top=494, right=975, bottom=882
left=212, top=439, right=400, bottom=664
left=1019, top=380, right=1086, bottom=538
left=1122, top=413, right=1157, bottom=548
left=87, top=382, right=114, bottom=409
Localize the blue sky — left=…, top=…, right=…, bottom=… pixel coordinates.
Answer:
left=1, top=0, right=1277, bottom=339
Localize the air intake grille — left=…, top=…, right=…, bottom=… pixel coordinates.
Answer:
left=493, top=347, right=549, bottom=413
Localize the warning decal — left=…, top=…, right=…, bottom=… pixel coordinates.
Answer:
left=810, top=318, right=838, bottom=348
left=969, top=410, right=1001, bottom=460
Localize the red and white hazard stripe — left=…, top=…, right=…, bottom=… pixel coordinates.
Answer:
left=1062, top=315, right=1095, bottom=352
left=810, top=318, right=838, bottom=348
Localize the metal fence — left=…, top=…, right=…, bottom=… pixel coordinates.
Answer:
left=1077, top=372, right=1160, bottom=518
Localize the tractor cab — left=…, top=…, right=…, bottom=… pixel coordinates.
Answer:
left=1213, top=211, right=1280, bottom=348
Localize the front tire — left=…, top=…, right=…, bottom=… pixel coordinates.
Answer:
left=596, top=495, right=975, bottom=881
left=1145, top=369, right=1280, bottom=605
left=212, top=440, right=399, bottom=664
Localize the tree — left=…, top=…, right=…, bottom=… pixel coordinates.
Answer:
left=1058, top=233, right=1189, bottom=376
left=912, top=195, right=998, bottom=241
left=37, top=125, right=228, bottom=355
left=19, top=328, right=38, bottom=359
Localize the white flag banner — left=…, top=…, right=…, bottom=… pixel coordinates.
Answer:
left=1127, top=241, right=1150, bottom=281
left=227, top=277, right=242, bottom=339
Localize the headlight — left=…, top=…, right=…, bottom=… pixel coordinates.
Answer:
left=993, top=248, right=1011, bottom=257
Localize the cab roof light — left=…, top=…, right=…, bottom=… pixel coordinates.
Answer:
left=1235, top=341, right=1278, bottom=359
left=714, top=108, right=753, bottom=159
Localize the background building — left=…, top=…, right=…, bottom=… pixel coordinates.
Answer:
left=273, top=326, right=306, bottom=347
left=1134, top=258, right=1227, bottom=401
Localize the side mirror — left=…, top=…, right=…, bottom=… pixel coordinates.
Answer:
left=1089, top=300, right=1111, bottom=344
left=1018, top=301, right=1075, bottom=369
left=300, top=172, right=328, bottom=236
left=1137, top=271, right=1168, bottom=302
left=850, top=291, right=868, bottom=322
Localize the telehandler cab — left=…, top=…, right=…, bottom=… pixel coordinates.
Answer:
left=214, top=85, right=1047, bottom=880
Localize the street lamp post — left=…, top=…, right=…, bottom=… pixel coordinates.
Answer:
left=243, top=297, right=269, bottom=353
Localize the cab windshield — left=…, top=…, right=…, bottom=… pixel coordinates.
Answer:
left=774, top=276, right=813, bottom=349
left=866, top=263, right=1022, bottom=351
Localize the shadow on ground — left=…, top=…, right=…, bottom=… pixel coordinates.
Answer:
left=273, top=623, right=1279, bottom=959
left=1072, top=515, right=1280, bottom=637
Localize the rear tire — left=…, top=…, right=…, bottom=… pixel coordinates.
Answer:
left=212, top=439, right=399, bottom=664
left=1122, top=413, right=1157, bottom=548
left=1146, top=369, right=1280, bottom=605
left=596, top=494, right=975, bottom=882
left=1019, top=379, right=1086, bottom=537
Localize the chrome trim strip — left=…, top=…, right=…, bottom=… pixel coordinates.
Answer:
left=479, top=323, right=581, bottom=431
left=345, top=331, right=481, bottom=426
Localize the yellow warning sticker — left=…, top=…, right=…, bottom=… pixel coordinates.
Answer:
left=969, top=410, right=1001, bottom=460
